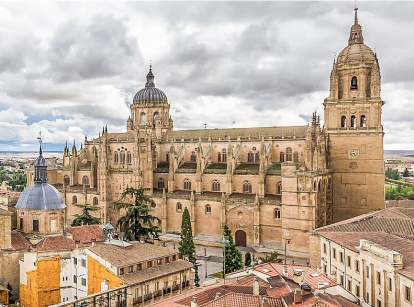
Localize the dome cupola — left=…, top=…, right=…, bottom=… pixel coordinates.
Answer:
left=133, top=65, right=168, bottom=105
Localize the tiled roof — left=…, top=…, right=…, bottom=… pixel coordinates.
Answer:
left=318, top=231, right=414, bottom=280
left=166, top=126, right=308, bottom=141
left=10, top=231, right=31, bottom=251
left=317, top=293, right=360, bottom=307
left=282, top=291, right=317, bottom=307
left=88, top=242, right=177, bottom=268
left=266, top=275, right=292, bottom=297
left=121, top=260, right=193, bottom=285
left=34, top=235, right=79, bottom=252
left=65, top=225, right=105, bottom=244
left=200, top=293, right=284, bottom=307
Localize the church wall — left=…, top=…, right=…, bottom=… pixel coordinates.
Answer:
left=201, top=174, right=226, bottom=193
left=194, top=200, right=222, bottom=238
left=166, top=199, right=190, bottom=234
left=232, top=175, right=260, bottom=194
left=0, top=251, right=24, bottom=300
left=265, top=175, right=282, bottom=195
left=174, top=174, right=197, bottom=191
left=227, top=205, right=254, bottom=245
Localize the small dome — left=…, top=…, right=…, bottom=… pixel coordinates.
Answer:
left=133, top=66, right=168, bottom=105
left=336, top=43, right=376, bottom=65
left=16, top=183, right=66, bottom=210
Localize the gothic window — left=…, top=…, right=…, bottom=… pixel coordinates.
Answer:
left=341, top=116, right=347, bottom=128
left=140, top=112, right=146, bottom=124
left=153, top=112, right=160, bottom=122
left=293, top=151, right=299, bottom=162
left=176, top=202, right=182, bottom=212
left=212, top=180, right=220, bottom=192
left=114, top=152, right=119, bottom=163
left=360, top=115, right=366, bottom=127
left=183, top=179, right=191, bottom=191
left=205, top=204, right=211, bottom=214
left=93, top=197, right=98, bottom=206
left=127, top=152, right=132, bottom=164
left=243, top=181, right=252, bottom=193
left=190, top=152, right=196, bottom=162
left=72, top=196, right=77, bottom=205
left=222, top=149, right=227, bottom=161
left=158, top=178, right=165, bottom=189
left=64, top=175, right=70, bottom=185
left=120, top=152, right=126, bottom=164
left=351, top=76, right=358, bottom=90
left=82, top=176, right=89, bottom=185
left=286, top=148, right=293, bottom=161
left=351, top=115, right=356, bottom=128
left=277, top=182, right=282, bottom=195
left=274, top=208, right=281, bottom=219
left=280, top=152, right=285, bottom=162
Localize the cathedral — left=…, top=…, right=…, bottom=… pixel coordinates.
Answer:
left=28, top=8, right=385, bottom=255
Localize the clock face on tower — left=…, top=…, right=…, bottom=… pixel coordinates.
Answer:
left=348, top=149, right=359, bottom=158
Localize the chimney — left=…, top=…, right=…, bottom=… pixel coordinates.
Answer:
left=190, top=296, right=198, bottom=307
left=253, top=276, right=260, bottom=295
left=139, top=236, right=145, bottom=244
left=293, top=269, right=302, bottom=284
left=75, top=240, right=80, bottom=249
left=262, top=297, right=269, bottom=307
left=283, top=265, right=289, bottom=277
left=154, top=238, right=159, bottom=246
left=293, top=288, right=303, bottom=304
left=91, top=238, right=96, bottom=247
left=215, top=292, right=221, bottom=299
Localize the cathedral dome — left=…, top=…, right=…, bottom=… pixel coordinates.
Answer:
left=133, top=66, right=168, bottom=105
left=336, top=43, right=376, bottom=65
left=16, top=183, right=66, bottom=210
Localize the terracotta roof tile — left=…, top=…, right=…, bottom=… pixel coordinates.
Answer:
left=65, top=225, right=105, bottom=244
left=121, top=260, right=193, bottom=285
left=200, top=293, right=284, bottom=307
left=34, top=235, right=79, bottom=252
left=88, top=241, right=178, bottom=268
left=10, top=231, right=31, bottom=251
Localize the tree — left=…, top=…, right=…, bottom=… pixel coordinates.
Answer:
left=245, top=251, right=252, bottom=267
left=222, top=224, right=243, bottom=274
left=403, top=168, right=410, bottom=177
left=115, top=187, right=161, bottom=241
left=71, top=203, right=101, bottom=226
left=178, top=208, right=199, bottom=286
left=258, top=251, right=283, bottom=264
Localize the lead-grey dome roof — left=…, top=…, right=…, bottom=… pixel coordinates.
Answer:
left=133, top=66, right=168, bottom=105
left=16, top=183, right=66, bottom=210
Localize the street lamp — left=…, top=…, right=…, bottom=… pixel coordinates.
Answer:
left=284, top=239, right=291, bottom=265
left=221, top=236, right=230, bottom=285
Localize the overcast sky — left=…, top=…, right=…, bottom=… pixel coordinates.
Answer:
left=0, top=1, right=413, bottom=151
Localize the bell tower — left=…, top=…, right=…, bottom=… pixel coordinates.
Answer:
left=324, top=7, right=385, bottom=222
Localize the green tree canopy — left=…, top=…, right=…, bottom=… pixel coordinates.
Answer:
left=71, top=203, right=101, bottom=226
left=403, top=168, right=410, bottom=177
left=222, top=224, right=243, bottom=274
left=258, top=251, right=283, bottom=264
left=115, top=187, right=161, bottom=241
left=245, top=251, right=252, bottom=267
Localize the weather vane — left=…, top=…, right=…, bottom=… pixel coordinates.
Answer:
left=37, top=131, right=42, bottom=145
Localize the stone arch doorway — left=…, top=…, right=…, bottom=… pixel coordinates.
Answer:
left=235, top=230, right=247, bottom=247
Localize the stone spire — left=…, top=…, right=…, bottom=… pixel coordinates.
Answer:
left=348, top=6, right=364, bottom=45
left=145, top=64, right=155, bottom=88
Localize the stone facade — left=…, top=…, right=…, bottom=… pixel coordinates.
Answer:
left=29, top=9, right=385, bottom=255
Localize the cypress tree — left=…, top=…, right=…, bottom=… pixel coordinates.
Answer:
left=179, top=207, right=199, bottom=285
left=245, top=251, right=252, bottom=267
left=223, top=224, right=243, bottom=274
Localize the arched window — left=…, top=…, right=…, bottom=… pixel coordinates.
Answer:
left=190, top=152, right=196, bottom=162
left=184, top=179, right=191, bottom=191
left=341, top=116, right=347, bottom=128
left=243, top=181, right=252, bottom=193
left=212, top=180, right=220, bottom=192
left=140, top=112, right=146, bottom=124
left=277, top=182, right=282, bottom=195
left=72, top=196, right=77, bottom=205
left=351, top=76, right=358, bottom=90
left=205, top=204, right=211, bottom=214
left=120, top=152, right=126, bottom=164
left=280, top=152, right=285, bottom=163
left=360, top=115, right=366, bottom=127
left=64, top=175, right=70, bottom=185
left=82, top=176, right=89, bottom=185
left=127, top=152, right=132, bottom=164
left=176, top=202, right=182, bottom=212
left=286, top=148, right=292, bottom=161
left=93, top=197, right=98, bottom=206
left=158, top=178, right=165, bottom=189
left=153, top=112, right=160, bottom=122
left=218, top=148, right=227, bottom=162
left=293, top=152, right=299, bottom=162
left=351, top=115, right=356, bottom=128
left=274, top=208, right=281, bottom=219
left=114, top=152, right=119, bottom=163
